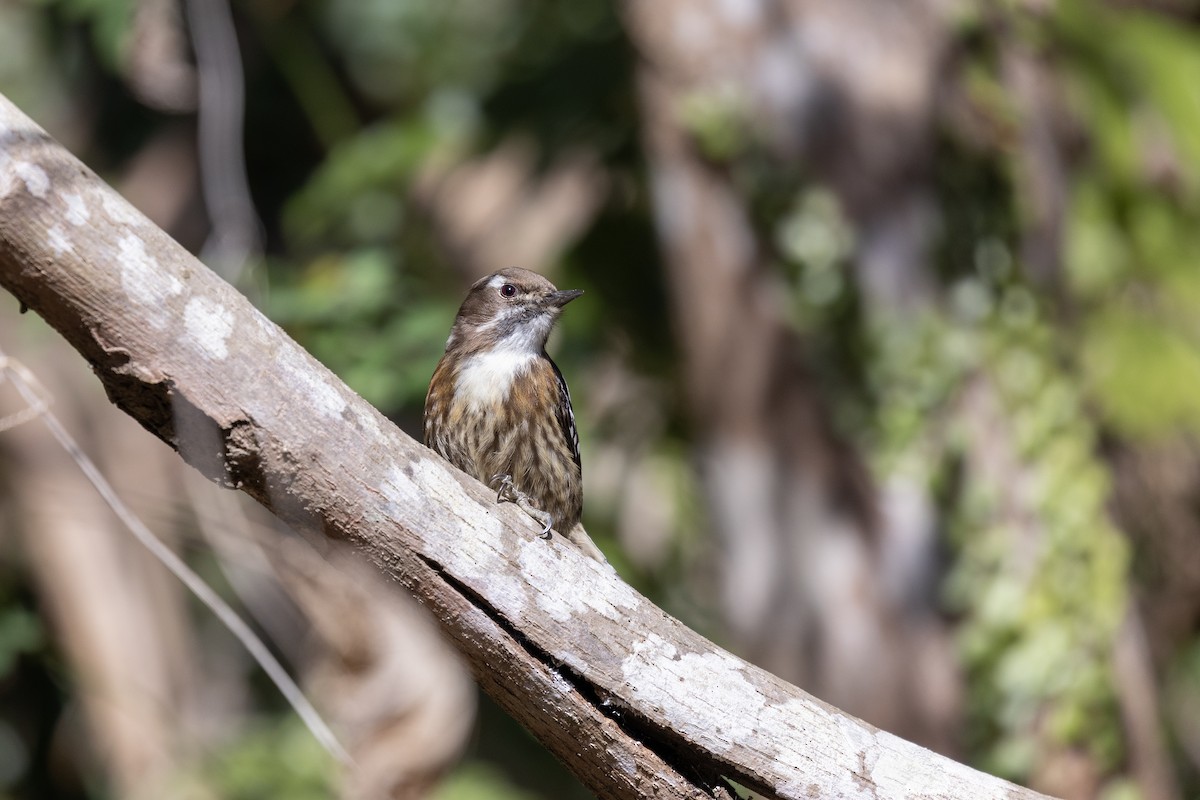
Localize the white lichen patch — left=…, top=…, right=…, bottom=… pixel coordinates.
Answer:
left=620, top=634, right=760, bottom=751
left=47, top=225, right=72, bottom=256
left=184, top=297, right=235, bottom=359
left=354, top=406, right=383, bottom=440
left=14, top=162, right=48, bottom=197
left=834, top=707, right=878, bottom=756
left=616, top=645, right=896, bottom=799
left=276, top=345, right=347, bottom=420
left=247, top=305, right=281, bottom=341
left=519, top=540, right=640, bottom=624
left=61, top=191, right=89, bottom=226
left=869, top=728, right=998, bottom=798
left=384, top=460, right=461, bottom=540
left=119, top=233, right=182, bottom=325
left=478, top=571, right=531, bottom=621
left=383, top=459, right=533, bottom=618
left=383, top=460, right=495, bottom=550
left=755, top=700, right=878, bottom=799
left=755, top=694, right=1014, bottom=800
left=101, top=188, right=146, bottom=228
left=770, top=701, right=827, bottom=799
left=0, top=154, right=48, bottom=201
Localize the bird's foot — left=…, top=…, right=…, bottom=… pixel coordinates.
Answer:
left=490, top=474, right=553, bottom=538
left=491, top=473, right=516, bottom=503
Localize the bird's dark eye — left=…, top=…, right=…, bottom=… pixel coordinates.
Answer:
left=500, top=283, right=517, bottom=298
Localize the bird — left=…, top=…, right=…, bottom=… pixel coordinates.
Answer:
left=423, top=267, right=606, bottom=562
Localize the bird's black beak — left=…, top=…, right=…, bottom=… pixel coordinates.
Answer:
left=546, top=289, right=584, bottom=308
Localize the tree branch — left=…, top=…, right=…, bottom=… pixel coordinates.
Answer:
left=0, top=92, right=1053, bottom=800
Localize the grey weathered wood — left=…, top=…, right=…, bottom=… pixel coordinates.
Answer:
left=0, top=92, right=1053, bottom=800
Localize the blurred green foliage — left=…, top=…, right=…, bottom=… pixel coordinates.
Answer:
left=172, top=717, right=336, bottom=800
left=264, top=250, right=457, bottom=410
left=431, top=763, right=543, bottom=800
left=3, top=0, right=1200, bottom=797
left=1057, top=4, right=1200, bottom=446
left=38, top=0, right=133, bottom=70
left=860, top=278, right=1131, bottom=777
left=0, top=607, right=41, bottom=679
left=769, top=0, right=1200, bottom=789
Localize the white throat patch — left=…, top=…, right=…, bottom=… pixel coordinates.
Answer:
left=454, top=345, right=537, bottom=410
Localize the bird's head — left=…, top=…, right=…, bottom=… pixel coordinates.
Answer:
left=446, top=268, right=583, bottom=355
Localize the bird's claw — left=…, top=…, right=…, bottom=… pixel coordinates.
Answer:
left=490, top=473, right=553, bottom=538
left=491, top=473, right=516, bottom=503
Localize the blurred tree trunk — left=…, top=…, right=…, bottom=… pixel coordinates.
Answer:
left=623, top=0, right=961, bottom=752
left=0, top=317, right=213, bottom=798
left=1110, top=439, right=1200, bottom=793
left=274, top=540, right=475, bottom=800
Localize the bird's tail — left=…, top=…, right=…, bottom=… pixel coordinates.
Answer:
left=564, top=523, right=608, bottom=565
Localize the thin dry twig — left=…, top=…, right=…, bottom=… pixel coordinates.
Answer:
left=185, top=0, right=262, bottom=279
